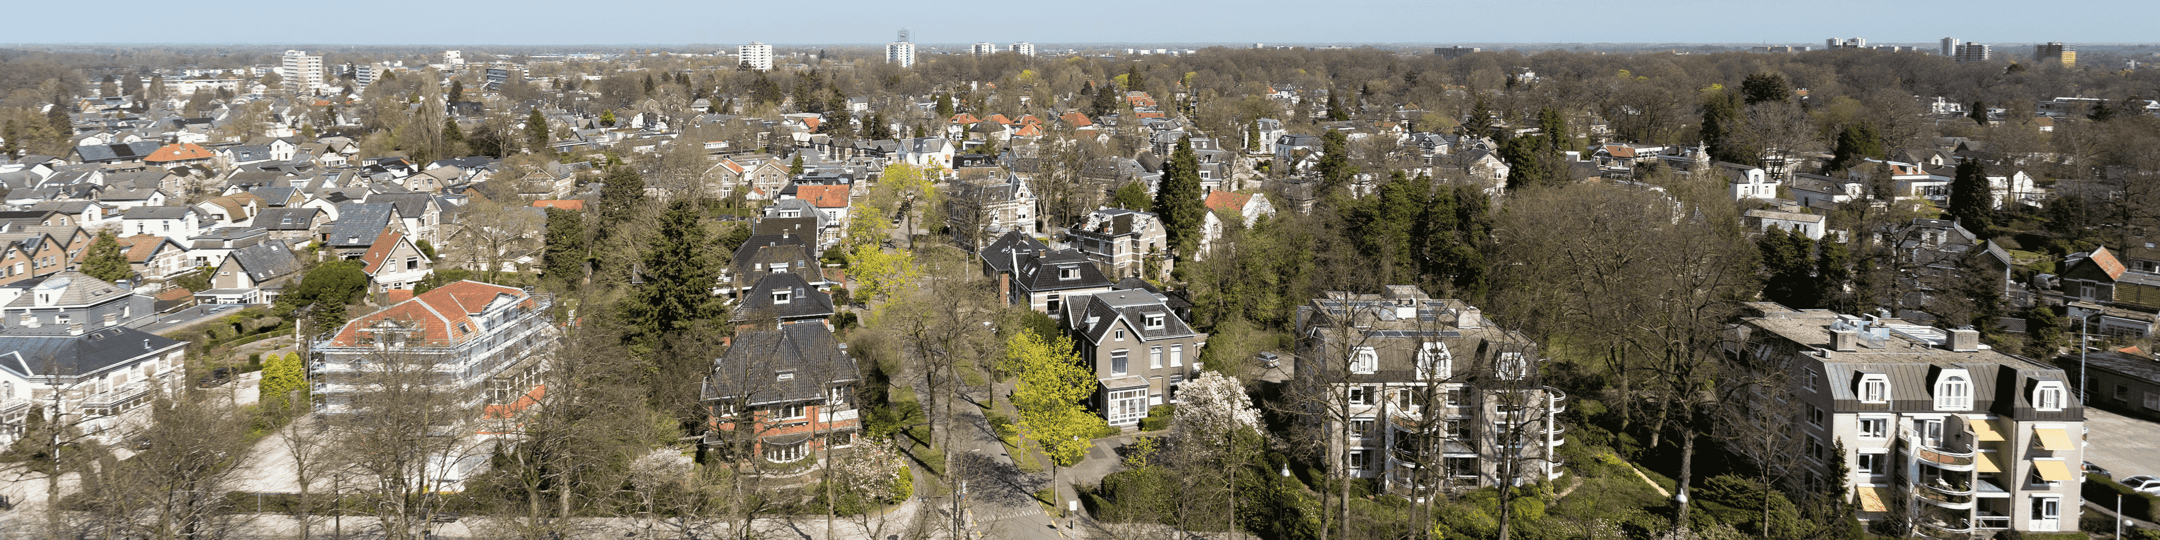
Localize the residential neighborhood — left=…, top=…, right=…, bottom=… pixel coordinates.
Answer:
left=0, top=29, right=2158, bottom=540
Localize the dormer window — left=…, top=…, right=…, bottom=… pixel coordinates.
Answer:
left=1350, top=347, right=1378, bottom=374
left=2033, top=381, right=2066, bottom=411
left=1858, top=373, right=1890, bottom=403
left=1496, top=352, right=1527, bottom=380
left=1935, top=370, right=1972, bottom=411
left=1417, top=342, right=1452, bottom=381
left=1059, top=266, right=1079, bottom=280
left=1145, top=315, right=1164, bottom=329
left=773, top=289, right=792, bottom=304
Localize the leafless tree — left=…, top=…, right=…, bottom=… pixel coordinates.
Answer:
left=72, top=390, right=258, bottom=540
left=327, top=345, right=491, bottom=540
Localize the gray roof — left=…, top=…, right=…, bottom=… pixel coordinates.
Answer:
left=253, top=207, right=322, bottom=231
left=326, top=203, right=397, bottom=247
left=750, top=216, right=817, bottom=238
left=1014, top=249, right=1114, bottom=294
left=703, top=323, right=859, bottom=406
left=122, top=206, right=191, bottom=220
left=982, top=230, right=1049, bottom=274
left=365, top=193, right=439, bottom=219
left=733, top=272, right=835, bottom=323
left=74, top=141, right=163, bottom=163
left=1065, top=289, right=1197, bottom=345
left=0, top=325, right=184, bottom=379
left=1, top=271, right=132, bottom=309
left=227, top=241, right=302, bottom=283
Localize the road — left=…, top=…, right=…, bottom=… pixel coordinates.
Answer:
left=139, top=303, right=247, bottom=335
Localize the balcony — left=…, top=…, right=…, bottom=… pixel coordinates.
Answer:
left=1912, top=485, right=1974, bottom=510
left=818, top=408, right=858, bottom=424
left=83, top=382, right=152, bottom=411
left=1544, top=386, right=1567, bottom=414
left=1905, top=428, right=1976, bottom=471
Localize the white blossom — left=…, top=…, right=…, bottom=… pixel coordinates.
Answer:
left=1169, top=371, right=1262, bottom=453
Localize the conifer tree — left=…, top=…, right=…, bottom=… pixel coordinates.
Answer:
left=1969, top=101, right=1989, bottom=126
left=525, top=108, right=549, bottom=152
left=542, top=208, right=588, bottom=289
left=620, top=199, right=720, bottom=352
left=1154, top=136, right=1205, bottom=258
left=1948, top=159, right=1992, bottom=230
left=79, top=231, right=131, bottom=283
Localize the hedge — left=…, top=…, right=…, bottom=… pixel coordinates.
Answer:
left=2083, top=473, right=2160, bottom=523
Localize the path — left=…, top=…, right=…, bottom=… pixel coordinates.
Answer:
left=1629, top=463, right=1672, bottom=498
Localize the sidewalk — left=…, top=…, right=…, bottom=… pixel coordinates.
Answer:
left=2086, top=498, right=2159, bottom=536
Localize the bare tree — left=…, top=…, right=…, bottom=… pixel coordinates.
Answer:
left=72, top=390, right=257, bottom=540
left=328, top=345, right=490, bottom=540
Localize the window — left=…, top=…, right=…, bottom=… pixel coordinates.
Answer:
left=1169, top=345, right=1183, bottom=367
left=1348, top=386, right=1369, bottom=406
left=2033, top=382, right=2065, bottom=411
left=766, top=442, right=806, bottom=463
left=1445, top=418, right=1469, bottom=439
left=2146, top=392, right=2160, bottom=411
left=1351, top=347, right=1378, bottom=374
left=1347, top=450, right=1369, bottom=470
left=1350, top=418, right=1375, bottom=438
left=404, top=256, right=418, bottom=270
left=1058, top=266, right=1078, bottom=280
left=1858, top=418, right=1888, bottom=439
left=772, top=289, right=792, bottom=304
left=1047, top=294, right=1061, bottom=314
left=2119, top=384, right=2132, bottom=401
left=1807, top=406, right=1824, bottom=427
left=1496, top=352, right=1527, bottom=380
left=1145, top=314, right=1164, bottom=329
left=1115, top=329, right=1125, bottom=341
left=1858, top=374, right=1889, bottom=403
left=1111, top=349, right=1128, bottom=376
left=1149, top=346, right=1163, bottom=369
left=1857, top=453, right=1883, bottom=475
left=776, top=404, right=806, bottom=420
left=2033, top=496, right=2061, bottom=520
left=1936, top=371, right=1972, bottom=411
left=1417, top=342, right=1451, bottom=381
left=1109, top=389, right=1148, bottom=425
left=1809, top=437, right=1826, bottom=463
left=2081, top=285, right=2097, bottom=300
left=1445, top=387, right=1465, bottom=408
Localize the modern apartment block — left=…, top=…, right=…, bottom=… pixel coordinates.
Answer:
left=738, top=42, right=773, bottom=71
left=885, top=35, right=916, bottom=68
left=2034, top=43, right=2076, bottom=67
left=1955, top=43, right=1992, bottom=63
left=970, top=42, right=998, bottom=56
left=311, top=281, right=559, bottom=419
left=1294, top=286, right=1564, bottom=494
left=282, top=50, right=323, bottom=89
left=1009, top=42, right=1035, bottom=57
left=1729, top=303, right=2084, bottom=538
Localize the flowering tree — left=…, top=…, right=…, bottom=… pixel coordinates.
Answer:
left=1168, top=371, right=1262, bottom=454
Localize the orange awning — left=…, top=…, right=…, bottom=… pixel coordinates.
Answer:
left=1975, top=451, right=2002, bottom=473
left=1857, top=487, right=1888, bottom=512
left=2034, top=428, right=2074, bottom=451
left=2033, top=459, right=2074, bottom=482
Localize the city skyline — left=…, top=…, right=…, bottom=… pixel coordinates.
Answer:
left=2, top=0, right=2155, bottom=46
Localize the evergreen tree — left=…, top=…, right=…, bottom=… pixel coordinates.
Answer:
left=1815, top=238, right=1852, bottom=312
left=1465, top=97, right=1496, bottom=139
left=3, top=120, right=19, bottom=158
left=1500, top=135, right=1547, bottom=191
left=1969, top=101, right=1989, bottom=126
left=1740, top=72, right=1792, bottom=105
left=1700, top=89, right=1752, bottom=164
left=2026, top=305, right=2062, bottom=359
left=1089, top=82, right=1119, bottom=117
left=543, top=208, right=588, bottom=289
left=1154, top=136, right=1206, bottom=258
left=620, top=199, right=721, bottom=351
left=442, top=118, right=465, bottom=148
left=447, top=80, right=464, bottom=103
left=936, top=93, right=954, bottom=119
left=1948, top=159, right=1993, bottom=230
left=1536, top=107, right=1571, bottom=153
left=525, top=108, right=549, bottom=152
left=1125, top=65, right=1145, bottom=93
left=790, top=152, right=805, bottom=176
left=79, top=231, right=131, bottom=283
left=259, top=352, right=306, bottom=414
left=1324, top=92, right=1348, bottom=121
left=1316, top=130, right=1357, bottom=194
left=1758, top=226, right=1817, bottom=308
left=1112, top=182, right=1152, bottom=211
left=1825, top=122, right=1886, bottom=173
left=47, top=98, right=72, bottom=138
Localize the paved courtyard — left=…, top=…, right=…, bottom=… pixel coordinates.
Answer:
left=2082, top=407, right=2160, bottom=481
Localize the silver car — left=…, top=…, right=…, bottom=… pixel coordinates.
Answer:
left=2120, top=475, right=2160, bottom=495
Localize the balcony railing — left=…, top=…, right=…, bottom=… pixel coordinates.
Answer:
left=1912, top=486, right=1974, bottom=509
left=83, top=382, right=152, bottom=410
left=1544, top=387, right=1567, bottom=414
left=1904, top=427, right=1976, bottom=470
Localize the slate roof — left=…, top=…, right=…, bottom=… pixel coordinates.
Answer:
left=75, top=141, right=164, bottom=163
left=253, top=207, right=322, bottom=231
left=703, top=323, right=859, bottom=406
left=226, top=241, right=302, bottom=284
left=1, top=271, right=131, bottom=309
left=750, top=216, right=817, bottom=238
left=0, top=326, right=185, bottom=379
left=731, top=234, right=819, bottom=284
left=326, top=203, right=397, bottom=247
left=366, top=193, right=439, bottom=219
left=732, top=272, right=835, bottom=323
left=1014, top=249, right=1113, bottom=293
left=981, top=230, right=1049, bottom=274
left=1064, top=289, right=1198, bottom=345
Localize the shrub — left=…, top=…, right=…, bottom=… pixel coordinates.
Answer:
left=1139, top=405, right=1174, bottom=432
left=889, top=464, right=913, bottom=502
left=2084, top=474, right=2160, bottom=523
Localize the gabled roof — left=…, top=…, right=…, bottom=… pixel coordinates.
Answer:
left=327, top=281, right=533, bottom=347
left=367, top=193, right=440, bottom=219
left=1, top=271, right=131, bottom=309
left=1060, top=112, right=1093, bottom=127
left=1014, top=249, right=1114, bottom=293
left=732, top=272, right=835, bottom=322
left=359, top=231, right=417, bottom=274
left=326, top=203, right=398, bottom=247
left=703, top=323, right=859, bottom=406
left=795, top=184, right=850, bottom=209
left=226, top=241, right=302, bottom=284
left=1064, top=289, right=1198, bottom=345
left=113, top=235, right=183, bottom=263
left=982, top=230, right=1049, bottom=274
left=121, top=206, right=194, bottom=220
left=2066, top=246, right=2128, bottom=282
left=253, top=207, right=323, bottom=231
left=1203, top=191, right=1255, bottom=213
left=144, top=143, right=214, bottom=163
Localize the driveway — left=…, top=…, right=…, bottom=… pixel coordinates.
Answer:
left=139, top=304, right=247, bottom=335
left=2083, top=407, right=2160, bottom=480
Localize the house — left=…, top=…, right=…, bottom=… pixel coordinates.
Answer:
left=367, top=193, right=448, bottom=246
left=323, top=203, right=403, bottom=259
left=72, top=141, right=165, bottom=166
left=1274, top=134, right=1323, bottom=170
left=1060, top=289, right=1208, bottom=428
left=185, top=226, right=270, bottom=271
left=980, top=230, right=1050, bottom=299
left=1198, top=191, right=1277, bottom=258
left=1987, top=170, right=2040, bottom=209
left=1745, top=209, right=1828, bottom=241
left=199, top=241, right=302, bottom=305
left=312, top=281, right=559, bottom=418
left=193, top=193, right=266, bottom=227
left=2078, top=348, right=2160, bottom=421
left=143, top=143, right=215, bottom=168
left=109, top=235, right=192, bottom=282
left=252, top=207, right=327, bottom=243
left=946, top=173, right=1036, bottom=251
left=732, top=272, right=835, bottom=328
left=1011, top=249, right=1115, bottom=317
left=0, top=325, right=189, bottom=447
left=0, top=271, right=157, bottom=330
left=791, top=184, right=852, bottom=250
left=1790, top=173, right=1867, bottom=210
left=895, top=138, right=955, bottom=172
left=715, top=156, right=791, bottom=201
left=359, top=231, right=433, bottom=293
left=0, top=232, right=71, bottom=286
left=700, top=323, right=861, bottom=463
left=727, top=233, right=822, bottom=293
left=1727, top=303, right=2086, bottom=535
left=1721, top=162, right=1777, bottom=201
left=119, top=206, right=204, bottom=246
left=1068, top=207, right=1169, bottom=280
left=2060, top=247, right=2160, bottom=339
left=1295, top=285, right=1564, bottom=493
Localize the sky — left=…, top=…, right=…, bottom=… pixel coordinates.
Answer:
left=4, top=0, right=2154, bottom=46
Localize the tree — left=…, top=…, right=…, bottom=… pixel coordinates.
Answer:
left=1948, top=159, right=1993, bottom=230
left=1003, top=329, right=1104, bottom=511
left=543, top=207, right=588, bottom=288
left=2026, top=304, right=2062, bottom=359
left=525, top=108, right=549, bottom=152
left=599, top=110, right=617, bottom=128
left=1112, top=181, right=1152, bottom=212
left=1816, top=238, right=1853, bottom=313
left=1825, top=122, right=1886, bottom=173
left=1536, top=107, right=1573, bottom=153
left=1324, top=92, right=1348, bottom=121
left=1757, top=226, right=1817, bottom=308
left=1155, top=136, right=1205, bottom=257
left=1701, top=88, right=1753, bottom=165
left=789, top=152, right=804, bottom=176
left=1740, top=72, right=1792, bottom=105
left=329, top=347, right=488, bottom=540
left=850, top=244, right=917, bottom=306
left=1317, top=129, right=1357, bottom=194
left=1089, top=82, right=1119, bottom=117
left=78, top=231, right=130, bottom=283
left=935, top=93, right=954, bottom=119
left=598, top=166, right=647, bottom=230
left=447, top=80, right=464, bottom=103
left=275, top=260, right=369, bottom=329
left=619, top=199, right=721, bottom=355
left=259, top=352, right=307, bottom=415
left=1969, top=101, right=1989, bottom=127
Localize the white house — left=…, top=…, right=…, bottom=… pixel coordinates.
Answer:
left=1744, top=209, right=1827, bottom=241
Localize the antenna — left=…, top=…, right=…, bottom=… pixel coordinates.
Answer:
left=899, top=28, right=910, bottom=43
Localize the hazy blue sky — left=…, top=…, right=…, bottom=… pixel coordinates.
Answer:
left=6, top=0, right=2152, bottom=46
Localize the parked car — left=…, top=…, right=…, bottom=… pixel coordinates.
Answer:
left=2119, top=475, right=2160, bottom=495
left=197, top=367, right=235, bottom=388
left=2085, top=461, right=2112, bottom=480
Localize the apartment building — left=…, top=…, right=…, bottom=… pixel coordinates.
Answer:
left=0, top=325, right=188, bottom=447
left=738, top=42, right=773, bottom=71
left=282, top=50, right=324, bottom=89
left=311, top=281, right=559, bottom=419
left=1729, top=303, right=2084, bottom=537
left=1294, top=286, right=1564, bottom=494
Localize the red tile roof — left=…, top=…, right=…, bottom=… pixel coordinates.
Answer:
left=1136, top=111, right=1167, bottom=119
left=1018, top=114, right=1043, bottom=126
left=1602, top=144, right=1636, bottom=158
left=386, top=289, right=414, bottom=303
left=2087, top=246, right=2128, bottom=280
left=718, top=158, right=746, bottom=175
left=483, top=384, right=546, bottom=419
left=145, top=143, right=213, bottom=163
left=1012, top=124, right=1043, bottom=137
left=796, top=184, right=851, bottom=208
left=1060, top=112, right=1093, bottom=127
left=800, top=117, right=821, bottom=130
left=328, top=280, right=532, bottom=347
left=986, top=114, right=1013, bottom=126
left=1204, top=191, right=1254, bottom=213
left=950, top=113, right=980, bottom=125
left=359, top=231, right=407, bottom=275
left=532, top=200, right=585, bottom=210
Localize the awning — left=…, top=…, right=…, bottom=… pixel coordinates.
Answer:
left=2033, top=459, right=2074, bottom=482
left=2034, top=428, right=2074, bottom=451
left=1970, top=419, right=2005, bottom=442
left=1975, top=451, right=2003, bottom=473
left=1857, top=487, right=1889, bottom=513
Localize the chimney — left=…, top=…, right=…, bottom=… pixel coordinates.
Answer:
left=1831, top=329, right=1859, bottom=352
left=68, top=323, right=83, bottom=336
left=1457, top=307, right=1481, bottom=329
left=1948, top=328, right=1980, bottom=352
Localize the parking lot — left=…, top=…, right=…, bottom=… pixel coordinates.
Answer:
left=2083, top=407, right=2160, bottom=481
